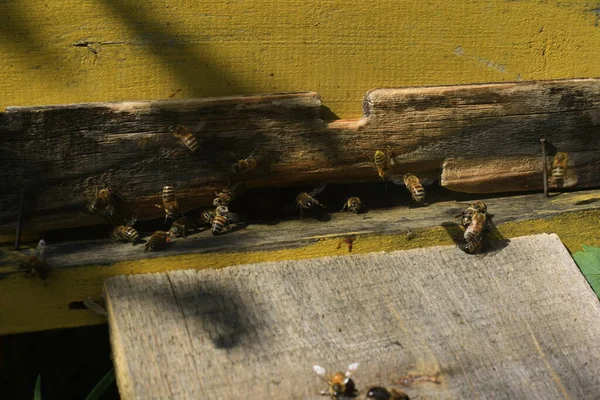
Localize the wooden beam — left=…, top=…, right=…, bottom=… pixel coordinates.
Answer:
left=2, top=79, right=600, bottom=235
left=104, top=234, right=600, bottom=399
left=2, top=190, right=600, bottom=335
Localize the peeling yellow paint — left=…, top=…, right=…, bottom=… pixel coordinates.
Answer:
left=2, top=1, right=600, bottom=117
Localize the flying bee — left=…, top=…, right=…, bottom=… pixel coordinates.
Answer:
left=341, top=197, right=363, bottom=214
left=296, top=184, right=327, bottom=220
left=88, top=187, right=114, bottom=214
left=231, top=150, right=265, bottom=174
left=464, top=211, right=487, bottom=254
left=155, top=185, right=182, bottom=222
left=168, top=216, right=197, bottom=238
left=200, top=210, right=216, bottom=225
left=550, top=152, right=568, bottom=187
left=374, top=147, right=394, bottom=179
left=365, top=387, right=410, bottom=400
left=455, top=201, right=487, bottom=228
left=21, top=239, right=50, bottom=280
left=213, top=182, right=247, bottom=207
left=145, top=231, right=171, bottom=251
left=313, top=362, right=359, bottom=399
left=170, top=124, right=199, bottom=152
left=403, top=174, right=425, bottom=204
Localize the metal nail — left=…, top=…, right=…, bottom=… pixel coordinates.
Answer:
left=540, top=138, right=548, bottom=197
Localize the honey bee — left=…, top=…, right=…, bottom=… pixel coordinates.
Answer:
left=455, top=201, right=487, bottom=228
left=374, top=147, right=394, bottom=179
left=110, top=225, right=140, bottom=246
left=403, top=174, right=425, bottom=204
left=211, top=211, right=244, bottom=235
left=170, top=124, right=199, bottom=152
left=341, top=197, right=363, bottom=214
left=88, top=187, right=114, bottom=214
left=231, top=150, right=265, bottom=174
left=200, top=210, right=216, bottom=225
left=145, top=230, right=171, bottom=251
left=365, top=387, right=410, bottom=400
left=155, top=185, right=182, bottom=222
left=313, top=362, right=359, bottom=399
left=215, top=205, right=229, bottom=216
left=213, top=182, right=247, bottom=207
left=296, top=184, right=327, bottom=220
left=551, top=152, right=568, bottom=187
left=21, top=239, right=50, bottom=280
left=168, top=216, right=197, bottom=238
left=464, top=211, right=486, bottom=254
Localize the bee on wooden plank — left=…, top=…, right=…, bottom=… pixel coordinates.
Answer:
left=231, top=150, right=264, bottom=174
left=170, top=124, right=199, bottom=152
left=455, top=201, right=487, bottom=228
left=313, top=362, right=359, bottom=399
left=200, top=210, right=216, bottom=226
left=155, top=185, right=182, bottom=222
left=365, top=387, right=410, bottom=400
left=110, top=213, right=140, bottom=246
left=145, top=231, right=171, bottom=251
left=341, top=197, right=363, bottom=214
left=374, top=147, right=395, bottom=179
left=21, top=239, right=50, bottom=281
left=463, top=211, right=486, bottom=254
left=211, top=210, right=245, bottom=236
left=213, top=182, right=247, bottom=207
left=296, top=184, right=327, bottom=220
left=168, top=216, right=197, bottom=238
left=403, top=174, right=425, bottom=204
left=88, top=187, right=114, bottom=214
left=550, top=152, right=568, bottom=187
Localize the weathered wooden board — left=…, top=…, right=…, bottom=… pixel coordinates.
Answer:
left=2, top=79, right=600, bottom=235
left=3, top=189, right=600, bottom=271
left=105, top=234, right=600, bottom=399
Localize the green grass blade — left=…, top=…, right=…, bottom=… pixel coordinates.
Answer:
left=84, top=368, right=116, bottom=400
left=33, top=374, right=41, bottom=400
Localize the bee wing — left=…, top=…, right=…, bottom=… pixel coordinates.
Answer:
left=36, top=239, right=46, bottom=261
left=125, top=212, right=139, bottom=227
left=346, top=362, right=359, bottom=377
left=313, top=365, right=327, bottom=378
left=309, top=184, right=327, bottom=197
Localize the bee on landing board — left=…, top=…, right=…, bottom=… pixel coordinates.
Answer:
left=550, top=152, right=568, bottom=187
left=168, top=216, right=197, bottom=238
left=365, top=387, right=410, bottom=400
left=463, top=211, right=486, bottom=254
left=88, top=187, right=114, bottom=214
left=155, top=185, right=182, bottom=222
left=231, top=150, right=264, bottom=174
left=200, top=210, right=216, bottom=226
left=110, top=213, right=140, bottom=246
left=296, top=184, right=327, bottom=220
left=213, top=182, right=247, bottom=207
left=374, top=148, right=394, bottom=179
left=211, top=210, right=244, bottom=236
left=313, top=362, right=359, bottom=399
left=21, top=239, right=50, bottom=281
left=403, top=174, right=425, bottom=204
left=455, top=201, right=487, bottom=228
left=170, top=124, right=199, bottom=152
left=145, top=231, right=171, bottom=251
left=341, top=197, right=363, bottom=214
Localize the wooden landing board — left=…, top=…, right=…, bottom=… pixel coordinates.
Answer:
left=2, top=78, right=600, bottom=235
left=105, top=234, right=600, bottom=399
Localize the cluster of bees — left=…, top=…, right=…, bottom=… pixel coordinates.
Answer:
left=313, top=363, right=439, bottom=399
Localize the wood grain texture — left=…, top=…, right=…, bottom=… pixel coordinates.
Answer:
left=2, top=1, right=600, bottom=118
left=2, top=79, right=600, bottom=235
left=105, top=234, right=600, bottom=399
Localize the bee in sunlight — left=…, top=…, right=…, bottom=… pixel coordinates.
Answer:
left=550, top=152, right=568, bottom=187
left=403, top=174, right=425, bottom=204
left=374, top=147, right=394, bottom=179
left=455, top=201, right=487, bottom=228
left=313, top=362, right=359, bottom=399
left=463, top=211, right=487, bottom=254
